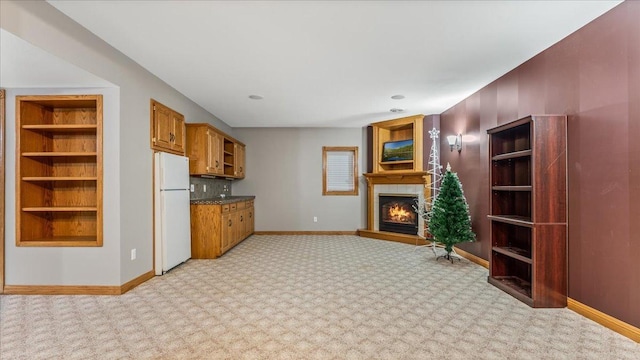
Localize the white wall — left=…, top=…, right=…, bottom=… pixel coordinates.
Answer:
left=1, top=0, right=232, bottom=285
left=233, top=128, right=367, bottom=231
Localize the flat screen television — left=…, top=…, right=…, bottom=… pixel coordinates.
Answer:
left=381, top=139, right=413, bottom=162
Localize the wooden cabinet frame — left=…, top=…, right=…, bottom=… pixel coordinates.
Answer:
left=16, top=95, right=103, bottom=247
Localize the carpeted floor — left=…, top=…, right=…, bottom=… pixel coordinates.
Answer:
left=1, top=235, right=638, bottom=359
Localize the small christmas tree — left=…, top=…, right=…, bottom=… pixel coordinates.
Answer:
left=429, top=163, right=475, bottom=261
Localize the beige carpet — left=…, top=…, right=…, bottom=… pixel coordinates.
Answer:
left=1, top=235, right=638, bottom=359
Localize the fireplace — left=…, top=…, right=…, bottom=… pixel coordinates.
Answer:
left=378, top=194, right=419, bottom=235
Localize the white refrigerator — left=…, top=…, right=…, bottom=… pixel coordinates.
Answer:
left=154, top=152, right=192, bottom=275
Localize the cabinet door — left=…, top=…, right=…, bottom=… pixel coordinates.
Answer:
left=152, top=100, right=185, bottom=156
left=235, top=143, right=246, bottom=178
left=153, top=103, right=173, bottom=151
left=207, top=130, right=223, bottom=175
left=242, top=206, right=252, bottom=238
left=221, top=212, right=234, bottom=254
left=247, top=205, right=254, bottom=236
left=171, top=112, right=185, bottom=154
left=236, top=209, right=246, bottom=243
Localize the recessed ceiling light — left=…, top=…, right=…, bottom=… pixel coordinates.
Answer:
left=390, top=108, right=404, bottom=113
left=248, top=95, right=263, bottom=100
left=391, top=95, right=405, bottom=100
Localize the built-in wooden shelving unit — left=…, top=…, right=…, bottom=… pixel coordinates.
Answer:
left=371, top=114, right=424, bottom=173
left=16, top=95, right=103, bottom=247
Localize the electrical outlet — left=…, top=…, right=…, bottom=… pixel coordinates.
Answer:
left=313, top=216, right=318, bottom=223
left=190, top=184, right=195, bottom=192
left=131, top=249, right=136, bottom=260
left=203, top=185, right=207, bottom=192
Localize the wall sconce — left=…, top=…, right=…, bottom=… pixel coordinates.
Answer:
left=447, top=134, right=462, bottom=152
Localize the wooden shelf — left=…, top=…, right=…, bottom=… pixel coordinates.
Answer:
left=19, top=236, right=100, bottom=247
left=22, top=124, right=97, bottom=133
left=492, top=149, right=532, bottom=161
left=488, top=276, right=533, bottom=306
left=22, top=152, right=97, bottom=157
left=379, top=160, right=414, bottom=165
left=22, top=176, right=98, bottom=181
left=487, top=215, right=533, bottom=227
left=492, top=186, right=532, bottom=191
left=492, top=246, right=532, bottom=264
left=22, top=207, right=98, bottom=212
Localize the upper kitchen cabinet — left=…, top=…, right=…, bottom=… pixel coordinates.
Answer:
left=186, top=123, right=246, bottom=179
left=234, top=143, right=245, bottom=179
left=150, top=99, right=186, bottom=155
left=186, top=124, right=223, bottom=175
left=16, top=95, right=103, bottom=247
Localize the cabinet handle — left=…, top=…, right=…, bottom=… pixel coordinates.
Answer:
left=215, top=160, right=219, bottom=168
left=228, top=220, right=232, bottom=226
left=240, top=215, right=243, bottom=222
left=239, top=166, right=243, bottom=172
left=249, top=212, right=252, bottom=218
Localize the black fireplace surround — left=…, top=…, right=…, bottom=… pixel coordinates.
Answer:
left=378, top=194, right=418, bottom=235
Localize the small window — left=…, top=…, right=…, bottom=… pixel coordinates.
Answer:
left=323, top=146, right=358, bottom=196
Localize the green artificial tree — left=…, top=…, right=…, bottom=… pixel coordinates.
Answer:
left=428, top=163, right=475, bottom=262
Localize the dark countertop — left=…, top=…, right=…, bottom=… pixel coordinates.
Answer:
left=190, top=195, right=255, bottom=205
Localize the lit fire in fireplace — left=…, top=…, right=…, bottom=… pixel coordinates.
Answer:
left=379, top=194, right=418, bottom=235
left=386, top=203, right=415, bottom=224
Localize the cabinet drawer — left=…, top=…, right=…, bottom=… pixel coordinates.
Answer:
left=221, top=204, right=230, bottom=213
left=230, top=203, right=237, bottom=211
left=246, top=200, right=253, bottom=208
left=236, top=201, right=246, bottom=210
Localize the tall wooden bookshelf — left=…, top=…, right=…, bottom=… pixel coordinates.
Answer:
left=16, top=95, right=103, bottom=247
left=487, top=115, right=567, bottom=308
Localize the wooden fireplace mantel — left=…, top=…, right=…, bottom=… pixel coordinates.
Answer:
left=363, top=171, right=429, bottom=185
left=359, top=171, right=430, bottom=244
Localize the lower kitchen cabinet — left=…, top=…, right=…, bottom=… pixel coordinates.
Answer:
left=190, top=199, right=254, bottom=258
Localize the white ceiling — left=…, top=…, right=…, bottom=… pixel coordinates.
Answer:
left=47, top=0, right=621, bottom=128
left=0, top=29, right=113, bottom=88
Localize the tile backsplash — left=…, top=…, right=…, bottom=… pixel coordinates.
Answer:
left=189, top=176, right=232, bottom=200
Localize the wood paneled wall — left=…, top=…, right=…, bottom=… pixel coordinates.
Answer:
left=440, top=2, right=640, bottom=328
